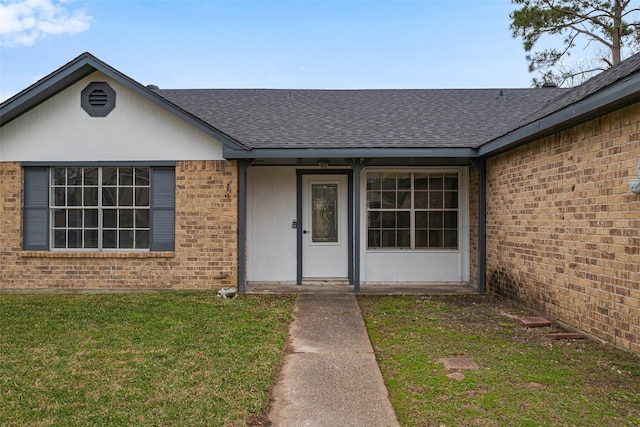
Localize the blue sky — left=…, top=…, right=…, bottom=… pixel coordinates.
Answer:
left=1, top=0, right=535, bottom=102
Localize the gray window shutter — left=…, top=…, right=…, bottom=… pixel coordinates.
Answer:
left=23, top=167, right=49, bottom=250
left=150, top=167, right=175, bottom=251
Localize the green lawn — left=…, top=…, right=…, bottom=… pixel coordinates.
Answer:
left=359, top=295, right=640, bottom=427
left=0, top=292, right=295, bottom=426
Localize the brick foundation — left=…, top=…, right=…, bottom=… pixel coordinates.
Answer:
left=0, top=160, right=238, bottom=290
left=485, top=103, right=640, bottom=354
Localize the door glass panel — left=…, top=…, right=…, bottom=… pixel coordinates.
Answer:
left=311, top=183, right=338, bottom=243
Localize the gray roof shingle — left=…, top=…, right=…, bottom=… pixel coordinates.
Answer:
left=156, top=88, right=566, bottom=150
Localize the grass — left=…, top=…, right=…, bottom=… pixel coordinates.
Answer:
left=0, top=292, right=295, bottom=426
left=359, top=295, right=640, bottom=427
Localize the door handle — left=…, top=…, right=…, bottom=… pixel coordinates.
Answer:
left=302, top=230, right=309, bottom=234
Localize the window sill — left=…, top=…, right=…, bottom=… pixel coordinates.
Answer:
left=19, top=251, right=175, bottom=259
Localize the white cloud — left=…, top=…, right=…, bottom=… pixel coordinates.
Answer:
left=0, top=0, right=91, bottom=47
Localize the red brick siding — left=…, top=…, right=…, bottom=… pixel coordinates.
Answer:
left=0, top=160, right=238, bottom=290
left=485, top=103, right=640, bottom=354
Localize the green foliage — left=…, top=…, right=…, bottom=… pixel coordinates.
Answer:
left=0, top=293, right=295, bottom=426
left=510, top=0, right=640, bottom=86
left=360, top=295, right=640, bottom=426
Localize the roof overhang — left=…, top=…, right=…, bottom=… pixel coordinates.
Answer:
left=223, top=146, right=477, bottom=160
left=0, top=53, right=247, bottom=152
left=478, top=71, right=640, bottom=158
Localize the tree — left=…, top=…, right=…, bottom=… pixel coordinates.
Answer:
left=510, top=0, right=640, bottom=86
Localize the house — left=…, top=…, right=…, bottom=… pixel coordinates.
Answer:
left=1, top=52, right=638, bottom=354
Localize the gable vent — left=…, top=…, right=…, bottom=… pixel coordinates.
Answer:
left=81, top=82, right=116, bottom=117
left=88, top=89, right=108, bottom=106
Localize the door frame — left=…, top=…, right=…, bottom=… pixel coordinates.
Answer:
left=296, top=169, right=353, bottom=286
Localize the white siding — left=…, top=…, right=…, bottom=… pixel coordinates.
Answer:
left=361, top=167, right=470, bottom=283
left=0, top=72, right=223, bottom=162
left=246, top=167, right=298, bottom=282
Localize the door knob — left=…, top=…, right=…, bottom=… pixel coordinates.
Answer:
left=303, top=230, right=309, bottom=234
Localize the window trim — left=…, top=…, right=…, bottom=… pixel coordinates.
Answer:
left=364, top=167, right=466, bottom=252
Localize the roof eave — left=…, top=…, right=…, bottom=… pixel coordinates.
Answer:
left=0, top=53, right=248, bottom=152
left=478, top=72, right=640, bottom=158
left=223, top=146, right=478, bottom=160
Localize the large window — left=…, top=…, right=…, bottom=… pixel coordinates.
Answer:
left=367, top=171, right=459, bottom=249
left=50, top=167, right=150, bottom=250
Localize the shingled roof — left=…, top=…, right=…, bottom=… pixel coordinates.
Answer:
left=155, top=87, right=565, bottom=150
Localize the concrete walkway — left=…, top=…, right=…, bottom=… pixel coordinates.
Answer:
left=267, top=293, right=400, bottom=427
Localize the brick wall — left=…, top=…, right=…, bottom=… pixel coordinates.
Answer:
left=468, top=166, right=479, bottom=288
left=486, top=103, right=640, bottom=354
left=0, top=160, right=238, bottom=290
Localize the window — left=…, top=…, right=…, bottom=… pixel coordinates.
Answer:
left=23, top=165, right=175, bottom=252
left=51, top=167, right=150, bottom=250
left=367, top=171, right=459, bottom=249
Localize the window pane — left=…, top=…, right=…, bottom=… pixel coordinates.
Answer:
left=135, top=188, right=150, bottom=207
left=53, top=209, right=66, bottom=227
left=429, top=192, right=444, bottom=209
left=444, top=230, right=458, bottom=248
left=68, top=230, right=82, bottom=248
left=85, top=209, right=98, bottom=228
left=103, top=230, right=117, bottom=248
left=84, top=187, right=98, bottom=206
left=54, top=230, right=66, bottom=248
left=67, top=168, right=83, bottom=186
left=444, top=211, right=458, bottom=228
left=368, top=230, right=380, bottom=248
left=397, top=211, right=410, bottom=228
left=415, top=230, right=428, bottom=248
left=381, top=230, right=396, bottom=247
left=414, top=174, right=428, bottom=190
left=85, top=230, right=99, bottom=248
left=53, top=188, right=66, bottom=206
left=118, top=187, right=133, bottom=206
left=119, top=209, right=134, bottom=228
left=135, top=230, right=150, bottom=249
left=429, top=176, right=444, bottom=191
left=119, top=168, right=133, bottom=185
left=135, top=209, right=150, bottom=228
left=397, top=230, right=410, bottom=248
left=429, top=211, right=443, bottom=228
left=68, top=209, right=82, bottom=227
left=119, top=230, right=134, bottom=248
left=67, top=187, right=82, bottom=206
left=444, top=191, right=458, bottom=209
left=103, top=209, right=117, bottom=228
left=367, top=191, right=381, bottom=209
left=102, top=187, right=117, bottom=206
left=84, top=168, right=98, bottom=185
left=381, top=192, right=396, bottom=209
left=429, top=230, right=443, bottom=247
left=135, top=168, right=149, bottom=186
left=103, top=167, right=118, bottom=185
left=367, top=174, right=381, bottom=190
left=415, top=211, right=428, bottom=228
left=397, top=174, right=411, bottom=190
left=414, top=191, right=428, bottom=209
left=53, top=168, right=66, bottom=185
left=444, top=175, right=458, bottom=190
left=381, top=175, right=396, bottom=190
left=368, top=211, right=380, bottom=228
left=381, top=211, right=396, bottom=228
left=397, top=191, right=411, bottom=208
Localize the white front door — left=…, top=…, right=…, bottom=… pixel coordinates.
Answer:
left=302, top=175, right=349, bottom=279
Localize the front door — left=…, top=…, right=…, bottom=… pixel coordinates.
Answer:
left=301, top=174, right=349, bottom=279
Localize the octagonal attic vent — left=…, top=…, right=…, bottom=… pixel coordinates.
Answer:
left=81, top=82, right=116, bottom=117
